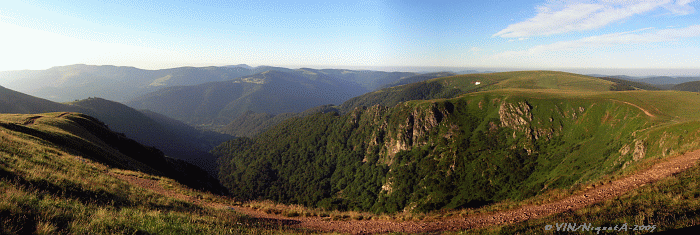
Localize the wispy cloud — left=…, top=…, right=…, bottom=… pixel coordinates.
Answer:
left=0, top=11, right=15, bottom=20
left=470, top=47, right=482, bottom=52
left=492, top=25, right=700, bottom=58
left=664, top=0, right=697, bottom=14
left=494, top=0, right=697, bottom=38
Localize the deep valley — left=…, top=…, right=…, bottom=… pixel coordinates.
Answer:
left=3, top=68, right=700, bottom=234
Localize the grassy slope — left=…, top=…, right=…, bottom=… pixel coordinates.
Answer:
left=0, top=85, right=231, bottom=177
left=0, top=112, right=305, bottom=234
left=215, top=72, right=667, bottom=209
left=337, top=71, right=613, bottom=114
left=5, top=71, right=700, bottom=234
left=68, top=97, right=226, bottom=175
left=430, top=73, right=700, bottom=233
left=214, top=71, right=700, bottom=232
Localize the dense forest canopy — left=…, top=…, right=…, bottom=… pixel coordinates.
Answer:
left=213, top=90, right=658, bottom=213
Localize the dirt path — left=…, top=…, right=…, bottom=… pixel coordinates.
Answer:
left=21, top=115, right=43, bottom=125
left=613, top=100, right=656, bottom=118
left=20, top=113, right=70, bottom=125
left=110, top=149, right=700, bottom=234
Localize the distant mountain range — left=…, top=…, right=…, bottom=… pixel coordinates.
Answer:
left=0, top=64, right=254, bottom=102
left=218, top=72, right=465, bottom=137
left=124, top=68, right=440, bottom=129
left=125, top=69, right=363, bottom=127
left=0, top=64, right=420, bottom=103
left=587, top=74, right=700, bottom=86
left=377, top=72, right=457, bottom=90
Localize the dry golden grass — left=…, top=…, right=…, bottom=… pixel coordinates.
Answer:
left=0, top=113, right=312, bottom=234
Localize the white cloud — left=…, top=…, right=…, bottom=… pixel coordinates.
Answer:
left=494, top=0, right=697, bottom=38
left=470, top=47, right=482, bottom=52
left=491, top=25, right=700, bottom=59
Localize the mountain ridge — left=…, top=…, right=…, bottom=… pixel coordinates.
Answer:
left=125, top=69, right=367, bottom=128
left=212, top=71, right=700, bottom=214
left=0, top=86, right=230, bottom=175
left=0, top=64, right=423, bottom=103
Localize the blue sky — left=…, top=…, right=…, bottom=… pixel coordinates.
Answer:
left=1, top=0, right=699, bottom=75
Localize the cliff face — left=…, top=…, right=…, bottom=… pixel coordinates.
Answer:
left=354, top=98, right=565, bottom=168
left=214, top=92, right=661, bottom=213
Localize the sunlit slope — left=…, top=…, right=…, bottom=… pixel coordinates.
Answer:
left=483, top=71, right=614, bottom=91
left=0, top=86, right=230, bottom=175
left=0, top=112, right=226, bottom=194
left=0, top=112, right=298, bottom=234
left=214, top=71, right=700, bottom=213
left=424, top=70, right=615, bottom=92
left=463, top=92, right=700, bottom=234
left=339, top=71, right=620, bottom=114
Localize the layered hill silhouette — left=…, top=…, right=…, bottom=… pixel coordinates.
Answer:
left=377, top=72, right=457, bottom=90
left=0, top=64, right=256, bottom=102
left=0, top=64, right=419, bottom=103
left=0, top=112, right=226, bottom=194
left=217, top=72, right=459, bottom=136
left=126, top=69, right=368, bottom=128
left=672, top=80, right=700, bottom=92
left=588, top=74, right=700, bottom=90
left=0, top=85, right=229, bottom=175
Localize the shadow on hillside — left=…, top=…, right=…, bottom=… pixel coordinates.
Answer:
left=0, top=163, right=205, bottom=214
left=0, top=115, right=229, bottom=196
left=229, top=208, right=301, bottom=227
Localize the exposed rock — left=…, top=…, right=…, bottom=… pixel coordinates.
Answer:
left=499, top=101, right=533, bottom=129
left=384, top=102, right=452, bottom=159
left=633, top=140, right=646, bottom=161
left=381, top=177, right=394, bottom=194
left=619, top=144, right=631, bottom=156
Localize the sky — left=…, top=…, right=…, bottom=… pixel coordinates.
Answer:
left=1, top=0, right=699, bottom=75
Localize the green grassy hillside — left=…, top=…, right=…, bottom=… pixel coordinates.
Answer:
left=672, top=80, right=700, bottom=92
left=337, top=71, right=633, bottom=114
left=0, top=84, right=232, bottom=176
left=69, top=98, right=229, bottom=175
left=213, top=71, right=700, bottom=215
left=0, top=112, right=226, bottom=193
left=0, top=112, right=306, bottom=234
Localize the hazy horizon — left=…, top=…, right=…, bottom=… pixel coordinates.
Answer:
left=3, top=63, right=700, bottom=78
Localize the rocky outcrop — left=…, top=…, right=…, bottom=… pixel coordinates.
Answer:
left=499, top=101, right=533, bottom=129
left=383, top=102, right=453, bottom=159
left=633, top=140, right=647, bottom=161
